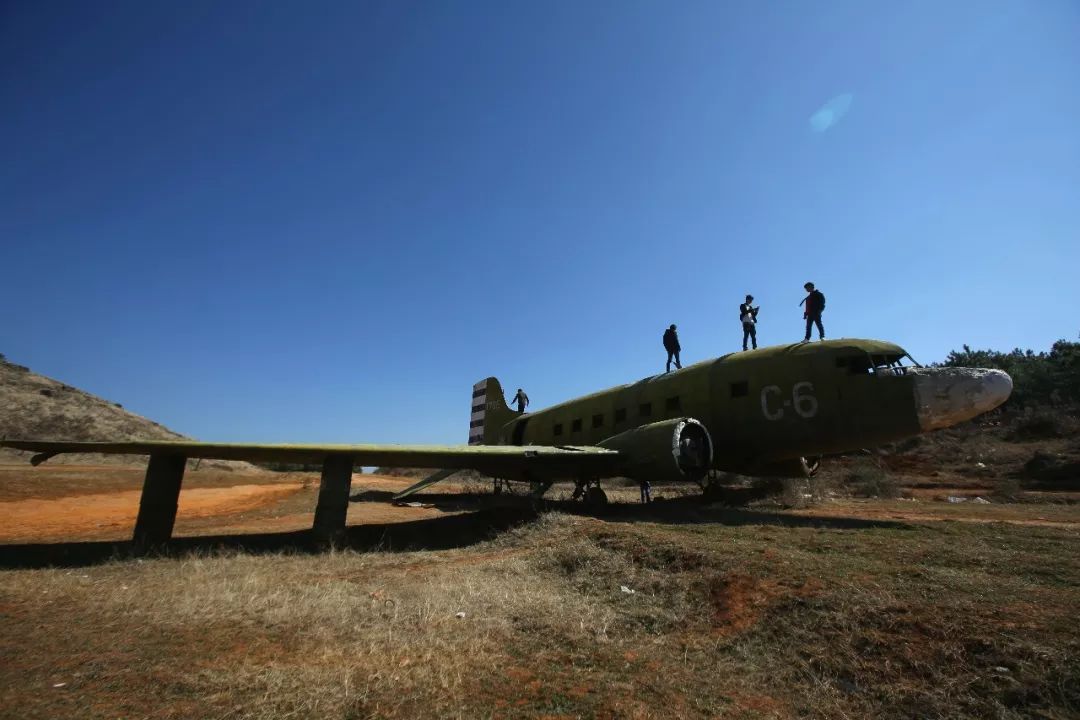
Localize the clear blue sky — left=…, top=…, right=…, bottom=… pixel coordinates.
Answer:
left=2, top=1, right=1078, bottom=444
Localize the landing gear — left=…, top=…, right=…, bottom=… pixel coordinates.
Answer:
left=702, top=470, right=728, bottom=502
left=584, top=486, right=609, bottom=509
left=529, top=479, right=553, bottom=499
left=572, top=478, right=608, bottom=510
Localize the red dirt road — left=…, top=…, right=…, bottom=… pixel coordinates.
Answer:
left=0, top=468, right=460, bottom=542
left=0, top=483, right=304, bottom=542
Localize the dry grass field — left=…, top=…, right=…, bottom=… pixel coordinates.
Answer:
left=1, top=459, right=1078, bottom=720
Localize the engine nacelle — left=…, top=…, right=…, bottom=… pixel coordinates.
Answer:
left=743, top=456, right=821, bottom=478
left=598, top=418, right=713, bottom=484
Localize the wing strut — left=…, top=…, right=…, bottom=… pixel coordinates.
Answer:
left=392, top=468, right=460, bottom=501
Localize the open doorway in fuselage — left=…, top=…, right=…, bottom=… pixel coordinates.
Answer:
left=512, top=417, right=530, bottom=445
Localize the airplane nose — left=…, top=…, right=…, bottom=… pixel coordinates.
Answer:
left=910, top=367, right=1013, bottom=431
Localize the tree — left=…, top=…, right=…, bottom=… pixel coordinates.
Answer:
left=941, top=340, right=1080, bottom=407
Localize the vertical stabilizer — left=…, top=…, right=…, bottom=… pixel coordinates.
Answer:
left=469, top=377, right=515, bottom=445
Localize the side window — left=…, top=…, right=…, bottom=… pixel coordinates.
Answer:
left=840, top=355, right=873, bottom=375
left=592, top=414, right=604, bottom=429
left=553, top=423, right=563, bottom=437
left=730, top=381, right=748, bottom=398
left=665, top=396, right=681, bottom=412
left=571, top=418, right=582, bottom=433
left=615, top=408, right=627, bottom=423
left=639, top=402, right=652, bottom=418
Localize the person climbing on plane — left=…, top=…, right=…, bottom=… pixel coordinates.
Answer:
left=510, top=388, right=529, bottom=413
left=800, top=282, right=826, bottom=342
left=663, top=324, right=682, bottom=372
left=740, top=294, right=759, bottom=351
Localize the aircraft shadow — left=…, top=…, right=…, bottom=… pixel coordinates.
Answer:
left=0, top=507, right=538, bottom=570
left=357, top=489, right=910, bottom=531
left=0, top=498, right=909, bottom=570
left=559, top=499, right=913, bottom=530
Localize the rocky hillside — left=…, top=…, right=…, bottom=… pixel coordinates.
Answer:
left=0, top=356, right=247, bottom=469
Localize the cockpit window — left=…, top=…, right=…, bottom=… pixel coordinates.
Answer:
left=872, top=353, right=911, bottom=377
left=837, top=351, right=915, bottom=376
left=837, top=354, right=874, bottom=375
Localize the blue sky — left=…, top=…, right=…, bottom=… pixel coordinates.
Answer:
left=2, top=1, right=1078, bottom=444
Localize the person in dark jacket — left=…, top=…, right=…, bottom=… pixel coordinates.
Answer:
left=663, top=324, right=682, bottom=372
left=800, top=282, right=826, bottom=342
left=510, top=388, right=529, bottom=413
left=740, top=294, right=759, bottom=351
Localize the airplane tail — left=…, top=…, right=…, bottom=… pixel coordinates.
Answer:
left=469, top=377, right=515, bottom=445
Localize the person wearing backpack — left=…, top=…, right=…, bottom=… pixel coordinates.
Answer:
left=740, top=294, right=759, bottom=351
left=663, top=324, right=682, bottom=372
left=800, top=282, right=826, bottom=342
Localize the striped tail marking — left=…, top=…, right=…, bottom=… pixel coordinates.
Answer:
left=469, top=380, right=487, bottom=445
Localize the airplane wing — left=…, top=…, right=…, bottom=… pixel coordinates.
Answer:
left=0, top=439, right=620, bottom=476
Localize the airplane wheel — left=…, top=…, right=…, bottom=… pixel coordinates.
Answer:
left=584, top=487, right=608, bottom=510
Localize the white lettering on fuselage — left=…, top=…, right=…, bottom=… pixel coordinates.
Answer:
left=761, top=386, right=784, bottom=421
left=761, top=382, right=818, bottom=421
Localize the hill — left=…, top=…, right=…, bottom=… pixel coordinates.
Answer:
left=0, top=355, right=248, bottom=470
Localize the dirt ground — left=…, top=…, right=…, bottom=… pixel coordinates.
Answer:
left=3, top=462, right=1077, bottom=546
left=0, top=466, right=471, bottom=543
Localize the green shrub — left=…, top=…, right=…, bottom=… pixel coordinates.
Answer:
left=942, top=340, right=1080, bottom=408
left=1010, top=411, right=1065, bottom=441
left=994, top=477, right=1022, bottom=502
left=845, top=460, right=900, bottom=498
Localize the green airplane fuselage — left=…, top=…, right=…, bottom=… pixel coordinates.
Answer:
left=498, top=339, right=921, bottom=475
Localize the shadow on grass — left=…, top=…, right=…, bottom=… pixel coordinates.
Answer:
left=0, top=507, right=539, bottom=570
left=0, top=494, right=911, bottom=570
left=552, top=498, right=913, bottom=530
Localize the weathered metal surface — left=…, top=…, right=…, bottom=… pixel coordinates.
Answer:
left=0, top=439, right=618, bottom=471
left=910, top=367, right=1013, bottom=431
left=598, top=418, right=713, bottom=483
left=491, top=338, right=1008, bottom=476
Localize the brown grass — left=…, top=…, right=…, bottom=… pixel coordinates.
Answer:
left=2, top=509, right=1078, bottom=719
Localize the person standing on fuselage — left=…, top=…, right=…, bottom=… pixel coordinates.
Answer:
left=663, top=324, right=682, bottom=372
left=510, top=388, right=529, bottom=413
left=740, top=294, right=759, bottom=351
left=800, top=282, right=826, bottom=342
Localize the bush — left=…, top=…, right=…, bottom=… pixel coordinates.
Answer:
left=845, top=460, right=900, bottom=498
left=779, top=478, right=810, bottom=508
left=1023, top=450, right=1059, bottom=476
left=256, top=461, right=323, bottom=473
left=942, top=340, right=1080, bottom=408
left=994, top=477, right=1023, bottom=502
left=1010, top=411, right=1065, bottom=441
